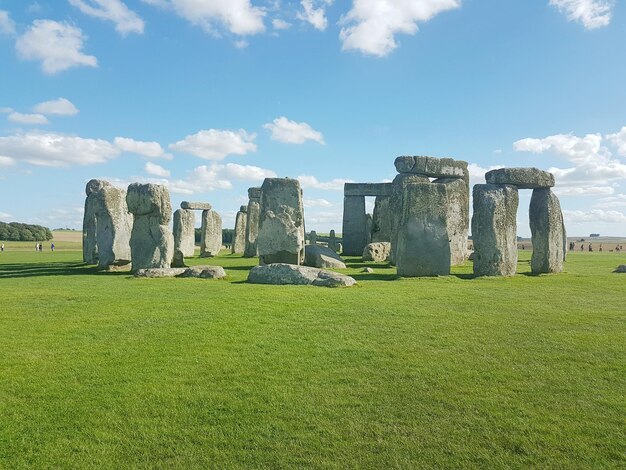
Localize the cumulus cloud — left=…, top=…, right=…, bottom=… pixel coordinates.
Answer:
left=169, top=128, right=257, bottom=160
left=598, top=194, right=626, bottom=208
left=339, top=0, right=460, bottom=57
left=298, top=0, right=333, bottom=31
left=221, top=162, right=277, bottom=180
left=563, top=209, right=626, bottom=223
left=549, top=0, right=613, bottom=30
left=140, top=0, right=265, bottom=36
left=297, top=175, right=352, bottom=190
left=145, top=161, right=170, bottom=177
left=114, top=137, right=172, bottom=159
left=0, top=156, right=15, bottom=166
left=272, top=18, right=291, bottom=30
left=0, top=132, right=118, bottom=167
left=167, top=163, right=275, bottom=195
left=0, top=10, right=16, bottom=35
left=606, top=126, right=626, bottom=156
left=264, top=116, right=325, bottom=144
left=8, top=112, right=49, bottom=125
left=304, top=198, right=333, bottom=208
left=33, top=98, right=79, bottom=116
left=69, top=0, right=145, bottom=35
left=16, top=20, right=98, bottom=74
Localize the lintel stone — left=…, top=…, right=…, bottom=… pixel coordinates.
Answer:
left=344, top=183, right=393, bottom=197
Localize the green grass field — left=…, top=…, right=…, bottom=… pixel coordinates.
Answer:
left=0, top=233, right=624, bottom=468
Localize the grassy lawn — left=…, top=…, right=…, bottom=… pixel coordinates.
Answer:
left=0, top=239, right=624, bottom=468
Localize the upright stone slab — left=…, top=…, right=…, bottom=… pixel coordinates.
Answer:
left=342, top=195, right=367, bottom=256
left=433, top=177, right=469, bottom=265
left=82, top=179, right=110, bottom=264
left=232, top=206, right=248, bottom=254
left=244, top=187, right=261, bottom=258
left=365, top=214, right=373, bottom=245
left=396, top=182, right=452, bottom=277
left=200, top=209, right=222, bottom=257
left=328, top=230, right=338, bottom=252
left=173, top=208, right=195, bottom=262
left=126, top=183, right=174, bottom=272
left=389, top=174, right=430, bottom=264
left=309, top=230, right=317, bottom=245
left=372, top=197, right=392, bottom=243
left=257, top=178, right=305, bottom=265
left=471, top=184, right=519, bottom=277
left=485, top=168, right=554, bottom=189
left=530, top=188, right=565, bottom=274
left=94, top=184, right=132, bottom=269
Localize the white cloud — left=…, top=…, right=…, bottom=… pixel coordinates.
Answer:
left=554, top=185, right=615, bottom=196
left=264, top=116, right=325, bottom=144
left=0, top=108, right=12, bottom=114
left=141, top=0, right=265, bottom=36
left=598, top=194, right=626, bottom=208
left=145, top=161, right=170, bottom=177
left=33, top=98, right=79, bottom=116
left=297, top=175, right=352, bottom=190
left=304, top=198, right=333, bottom=208
left=564, top=209, right=626, bottom=223
left=234, top=39, right=249, bottom=48
left=0, top=132, right=119, bottom=167
left=114, top=137, right=172, bottom=159
left=8, top=112, right=49, bottom=125
left=272, top=18, right=291, bottom=30
left=69, top=0, right=145, bottom=35
left=297, top=0, right=333, bottom=31
left=606, top=126, right=626, bottom=156
left=15, top=20, right=98, bottom=74
left=221, top=163, right=276, bottom=180
left=550, top=0, right=613, bottom=30
left=0, top=156, right=15, bottom=166
left=0, top=10, right=16, bottom=35
left=0, top=211, right=13, bottom=220
left=169, top=128, right=257, bottom=160
left=339, top=0, right=460, bottom=57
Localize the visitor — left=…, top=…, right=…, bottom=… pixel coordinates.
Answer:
left=51, top=243, right=55, bottom=252
left=599, top=244, right=603, bottom=252
left=588, top=244, right=593, bottom=252
left=0, top=243, right=4, bottom=252
left=580, top=243, right=584, bottom=251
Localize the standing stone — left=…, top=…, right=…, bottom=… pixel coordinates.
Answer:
left=173, top=209, right=195, bottom=266
left=309, top=230, right=317, bottom=245
left=257, top=178, right=305, bottom=265
left=232, top=206, right=248, bottom=254
left=389, top=174, right=430, bottom=264
left=396, top=182, right=452, bottom=277
left=471, top=184, right=519, bottom=277
left=372, top=196, right=392, bottom=243
left=83, top=179, right=110, bottom=264
left=342, top=195, right=367, bottom=255
left=126, top=183, right=174, bottom=272
left=200, top=209, right=222, bottom=257
left=365, top=214, right=373, bottom=245
left=94, top=184, right=132, bottom=269
left=530, top=188, right=565, bottom=274
left=328, top=230, right=338, bottom=252
left=433, top=177, right=469, bottom=265
left=244, top=187, right=261, bottom=258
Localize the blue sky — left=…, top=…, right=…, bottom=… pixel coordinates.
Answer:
left=0, top=0, right=625, bottom=237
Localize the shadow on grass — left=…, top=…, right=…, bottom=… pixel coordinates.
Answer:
left=0, top=261, right=129, bottom=279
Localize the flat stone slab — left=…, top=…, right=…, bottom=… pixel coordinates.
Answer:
left=248, top=263, right=356, bottom=287
left=181, top=201, right=212, bottom=210
left=485, top=168, right=555, bottom=189
left=344, top=183, right=393, bottom=197
left=134, top=266, right=226, bottom=279
left=394, top=156, right=468, bottom=179
left=304, top=244, right=346, bottom=269
left=614, top=265, right=626, bottom=273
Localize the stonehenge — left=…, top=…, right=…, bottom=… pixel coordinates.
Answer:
left=126, top=183, right=174, bottom=272
left=362, top=242, right=391, bottom=262
left=232, top=205, right=247, bottom=254
left=244, top=187, right=261, bottom=258
left=371, top=196, right=392, bottom=243
left=200, top=209, right=222, bottom=257
left=248, top=263, right=356, bottom=287
left=257, top=178, right=305, bottom=265
left=309, top=230, right=317, bottom=245
left=172, top=208, right=195, bottom=267
left=82, top=179, right=132, bottom=269
left=529, top=188, right=565, bottom=274
left=304, top=244, right=346, bottom=269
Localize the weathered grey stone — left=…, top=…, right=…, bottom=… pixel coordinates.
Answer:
left=240, top=205, right=247, bottom=213
left=362, top=267, right=374, bottom=273
left=344, top=183, right=393, bottom=197
left=244, top=187, right=261, bottom=258
left=342, top=195, right=367, bottom=256
left=614, top=265, right=626, bottom=273
left=134, top=267, right=187, bottom=278
left=248, top=263, right=356, bottom=287
left=372, top=197, right=392, bottom=243
left=304, top=244, right=346, bottom=269
left=257, top=178, right=305, bottom=265
left=468, top=251, right=475, bottom=261
left=433, top=177, right=470, bottom=265
left=336, top=242, right=343, bottom=254
left=171, top=250, right=187, bottom=268
left=328, top=230, right=338, bottom=252
left=362, top=242, right=391, bottom=262
left=389, top=173, right=430, bottom=264
left=232, top=209, right=247, bottom=254
left=485, top=168, right=555, bottom=189
left=126, top=183, right=174, bottom=272
left=365, top=214, right=373, bottom=245
left=181, top=201, right=212, bottom=210
left=309, top=230, right=317, bottom=245
left=471, top=184, right=519, bottom=277
left=173, top=209, right=195, bottom=263
left=396, top=182, right=452, bottom=277
left=94, top=185, right=132, bottom=269
left=178, top=265, right=227, bottom=279
left=395, top=156, right=468, bottom=179
left=530, top=188, right=565, bottom=274
left=83, top=179, right=111, bottom=264
left=200, top=209, right=222, bottom=257
left=86, top=179, right=110, bottom=196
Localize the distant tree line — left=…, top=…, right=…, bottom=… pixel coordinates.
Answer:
left=0, top=222, right=53, bottom=241
left=194, top=228, right=234, bottom=244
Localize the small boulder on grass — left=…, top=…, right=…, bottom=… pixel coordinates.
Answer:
left=248, top=263, right=356, bottom=287
left=614, top=265, right=626, bottom=273
left=362, top=267, right=374, bottom=273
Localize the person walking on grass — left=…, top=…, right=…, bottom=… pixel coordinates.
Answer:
left=51, top=243, right=55, bottom=252
left=1, top=243, right=4, bottom=252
